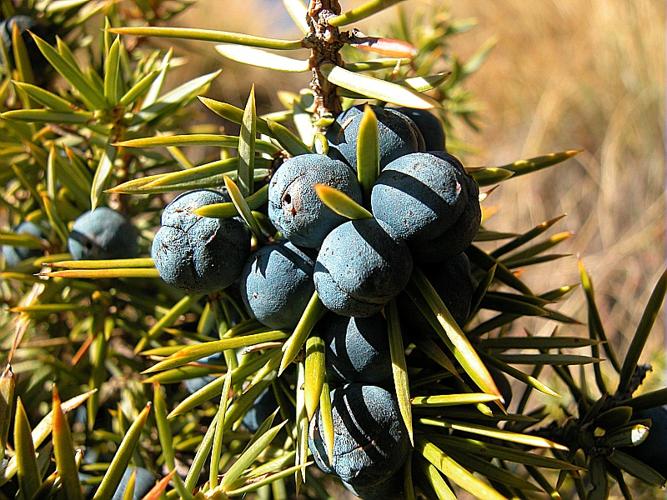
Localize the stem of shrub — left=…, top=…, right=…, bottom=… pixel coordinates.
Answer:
left=306, top=0, right=344, bottom=123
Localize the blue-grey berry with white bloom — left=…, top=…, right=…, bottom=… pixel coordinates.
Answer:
left=2, top=221, right=45, bottom=267
left=241, top=240, right=314, bottom=329
left=268, top=154, right=362, bottom=248
left=308, top=384, right=409, bottom=489
left=326, top=105, right=425, bottom=171
left=68, top=207, right=138, bottom=261
left=151, top=190, right=250, bottom=294
left=314, top=219, right=413, bottom=317
left=320, top=314, right=392, bottom=385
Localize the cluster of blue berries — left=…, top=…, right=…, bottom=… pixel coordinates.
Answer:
left=146, top=104, right=480, bottom=497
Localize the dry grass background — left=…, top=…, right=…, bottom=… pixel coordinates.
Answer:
left=170, top=0, right=666, bottom=388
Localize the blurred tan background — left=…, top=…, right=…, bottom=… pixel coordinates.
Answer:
left=168, top=1, right=665, bottom=384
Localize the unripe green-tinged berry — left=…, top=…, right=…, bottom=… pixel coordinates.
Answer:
left=320, top=314, right=392, bottom=385
left=241, top=240, right=314, bottom=329
left=268, top=154, right=362, bottom=248
left=68, top=207, right=138, bottom=261
left=394, top=107, right=446, bottom=151
left=326, top=105, right=425, bottom=171
left=314, top=219, right=413, bottom=317
left=242, top=386, right=278, bottom=432
left=151, top=189, right=250, bottom=294
left=371, top=152, right=468, bottom=242
left=2, top=221, right=44, bottom=267
left=625, top=406, right=667, bottom=476
left=308, top=384, right=409, bottom=488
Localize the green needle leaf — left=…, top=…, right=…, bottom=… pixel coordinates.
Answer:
left=40, top=268, right=161, bottom=279
left=52, top=388, right=83, bottom=500
left=607, top=450, right=665, bottom=487
left=492, top=214, right=567, bottom=258
left=279, top=291, right=326, bottom=375
left=314, top=184, right=373, bottom=219
left=416, top=437, right=505, bottom=500
left=387, top=300, right=413, bottom=445
left=0, top=231, right=43, bottom=248
left=11, top=22, right=34, bottom=85
left=216, top=45, right=310, bottom=72
left=1, top=109, right=93, bottom=124
left=468, top=167, right=514, bottom=186
left=328, top=0, right=406, bottom=27
left=221, top=421, right=288, bottom=490
left=14, top=398, right=41, bottom=499
left=304, top=335, right=326, bottom=420
left=50, top=258, right=154, bottom=269
left=238, top=86, right=256, bottom=196
left=93, top=403, right=151, bottom=500
left=623, top=388, right=667, bottom=411
left=109, top=26, right=304, bottom=50
left=419, top=418, right=567, bottom=450
left=496, top=150, right=581, bottom=178
left=11, top=81, right=74, bottom=111
left=90, top=143, right=117, bottom=210
left=578, top=260, right=621, bottom=377
left=319, top=380, right=335, bottom=464
left=1, top=390, right=95, bottom=483
left=194, top=185, right=269, bottom=218
left=137, top=294, right=203, bottom=352
left=119, top=70, right=160, bottom=107
left=199, top=97, right=310, bottom=155
left=115, top=134, right=280, bottom=155
left=418, top=459, right=456, bottom=500
left=0, top=365, right=15, bottom=463
left=222, top=462, right=312, bottom=496
left=223, top=176, right=265, bottom=240
left=618, top=267, right=667, bottom=394
left=320, top=63, right=438, bottom=109
left=357, top=105, right=380, bottom=199
left=32, top=34, right=107, bottom=109
left=408, top=269, right=501, bottom=401
left=411, top=394, right=500, bottom=407
left=145, top=330, right=288, bottom=373
left=345, top=58, right=411, bottom=71
left=103, top=37, right=121, bottom=105
left=479, top=336, right=598, bottom=350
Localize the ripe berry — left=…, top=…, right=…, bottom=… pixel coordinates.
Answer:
left=240, top=240, right=314, bottom=329
left=371, top=152, right=469, bottom=242
left=394, top=107, right=446, bottom=151
left=151, top=190, right=250, bottom=294
left=326, top=105, right=424, bottom=171
left=314, top=219, right=413, bottom=317
left=308, top=384, right=409, bottom=488
left=268, top=154, right=362, bottom=248
left=320, top=314, right=392, bottom=385
left=68, top=207, right=137, bottom=261
left=2, top=221, right=44, bottom=267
